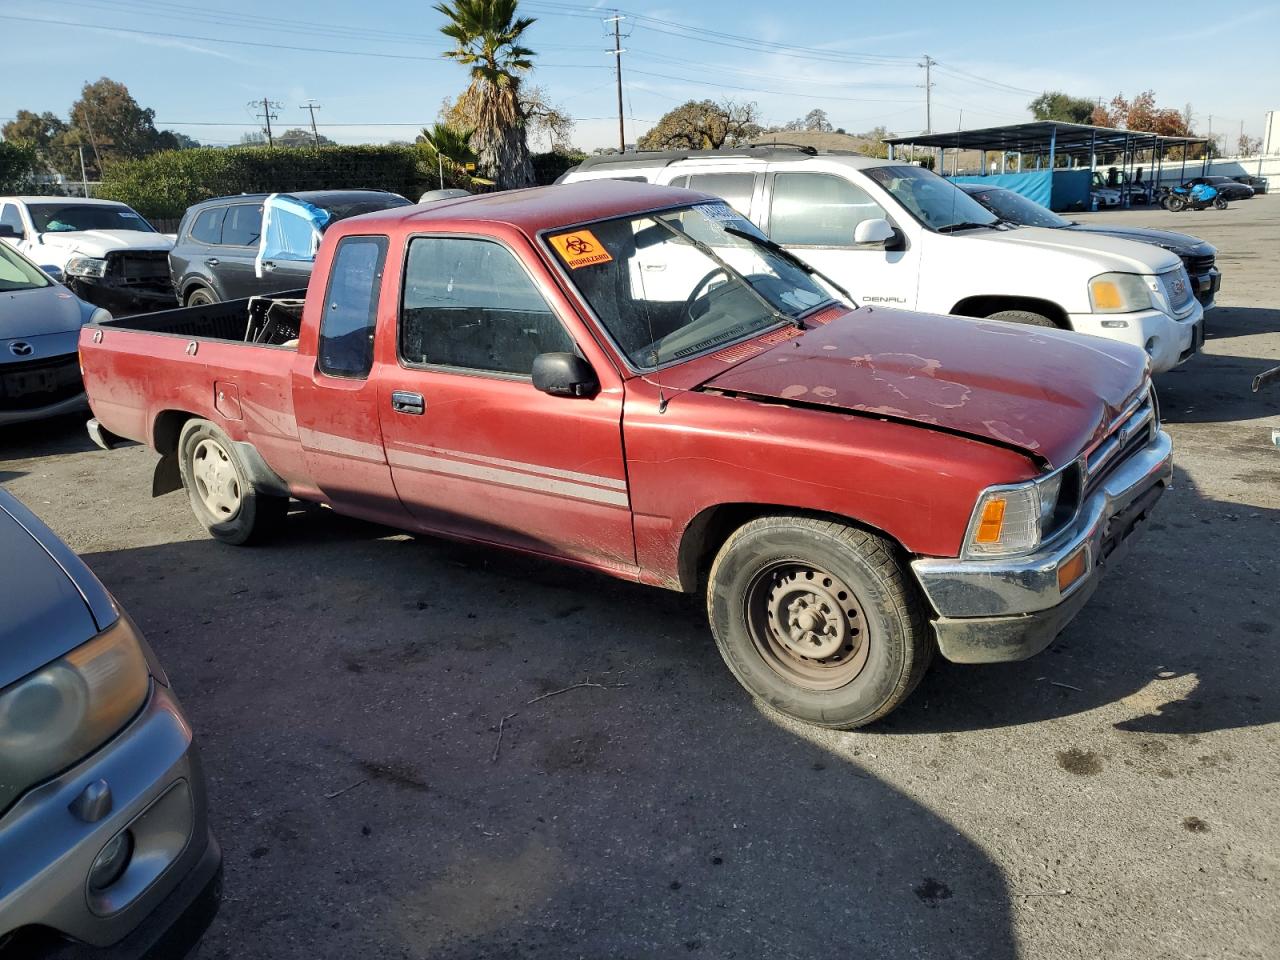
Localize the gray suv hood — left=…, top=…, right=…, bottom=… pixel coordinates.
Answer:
left=0, top=490, right=116, bottom=685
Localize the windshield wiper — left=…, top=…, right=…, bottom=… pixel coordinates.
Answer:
left=722, top=226, right=854, bottom=303
left=936, top=221, right=1000, bottom=234
left=654, top=216, right=805, bottom=330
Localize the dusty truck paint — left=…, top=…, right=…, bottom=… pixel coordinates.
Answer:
left=78, top=180, right=1173, bottom=728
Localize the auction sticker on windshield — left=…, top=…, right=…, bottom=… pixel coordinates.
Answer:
left=549, top=230, right=613, bottom=269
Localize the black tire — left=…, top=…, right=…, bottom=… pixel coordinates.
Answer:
left=1213, top=197, right=1228, bottom=210
left=985, top=309, right=1057, bottom=328
left=177, top=418, right=286, bottom=545
left=706, top=516, right=933, bottom=729
left=185, top=286, right=217, bottom=307
left=1165, top=196, right=1187, bottom=212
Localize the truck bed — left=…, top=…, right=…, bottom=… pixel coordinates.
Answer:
left=80, top=290, right=309, bottom=462
left=98, top=290, right=308, bottom=347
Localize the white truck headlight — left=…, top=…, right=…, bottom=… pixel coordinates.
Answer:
left=65, top=257, right=108, bottom=278
left=962, top=468, right=1076, bottom=559
left=0, top=617, right=150, bottom=814
left=1089, top=272, right=1153, bottom=313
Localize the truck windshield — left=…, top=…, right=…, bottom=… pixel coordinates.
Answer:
left=0, top=242, right=51, bottom=292
left=965, top=187, right=1070, bottom=228
left=26, top=203, right=156, bottom=234
left=547, top=202, right=839, bottom=370
left=862, top=165, right=999, bottom=233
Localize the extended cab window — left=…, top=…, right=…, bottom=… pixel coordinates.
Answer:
left=769, top=173, right=888, bottom=246
left=221, top=204, right=263, bottom=247
left=317, top=236, right=388, bottom=378
left=400, top=237, right=573, bottom=376
left=190, top=207, right=225, bottom=244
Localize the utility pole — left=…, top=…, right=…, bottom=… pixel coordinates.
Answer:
left=302, top=100, right=322, bottom=147
left=81, top=105, right=103, bottom=175
left=606, top=13, right=627, bottom=152
left=249, top=97, right=281, bottom=146
left=77, top=144, right=90, bottom=199
left=918, top=54, right=936, bottom=133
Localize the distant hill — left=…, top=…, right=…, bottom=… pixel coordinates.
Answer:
left=749, top=131, right=880, bottom=155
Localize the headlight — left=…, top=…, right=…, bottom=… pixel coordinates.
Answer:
left=65, top=257, right=108, bottom=278
left=1089, top=272, right=1154, bottom=313
left=962, top=467, right=1078, bottom=559
left=88, top=307, right=113, bottom=325
left=0, top=617, right=150, bottom=815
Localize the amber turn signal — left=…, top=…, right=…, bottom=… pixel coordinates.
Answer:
left=1057, top=547, right=1088, bottom=593
left=974, top=498, right=1006, bottom=543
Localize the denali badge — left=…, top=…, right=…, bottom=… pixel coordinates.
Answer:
left=8, top=341, right=33, bottom=357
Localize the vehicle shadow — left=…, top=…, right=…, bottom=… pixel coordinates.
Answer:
left=81, top=522, right=1020, bottom=960
left=0, top=411, right=102, bottom=459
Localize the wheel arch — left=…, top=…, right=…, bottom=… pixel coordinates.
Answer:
left=949, top=295, right=1071, bottom=329
left=150, top=410, right=289, bottom=499
left=675, top=502, right=907, bottom=594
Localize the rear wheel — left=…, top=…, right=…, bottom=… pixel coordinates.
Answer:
left=185, top=286, right=217, bottom=307
left=1213, top=196, right=1228, bottom=210
left=178, top=419, right=286, bottom=545
left=985, top=308, right=1057, bottom=328
left=1165, top=195, right=1187, bottom=212
left=707, top=516, right=932, bottom=729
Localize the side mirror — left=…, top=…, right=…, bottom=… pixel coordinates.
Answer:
left=0, top=224, right=23, bottom=240
left=854, top=218, right=895, bottom=246
left=40, top=265, right=63, bottom=282
left=532, top=352, right=598, bottom=397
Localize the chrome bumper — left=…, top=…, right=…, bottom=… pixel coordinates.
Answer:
left=912, top=429, right=1173, bottom=663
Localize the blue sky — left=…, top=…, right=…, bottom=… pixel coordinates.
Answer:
left=2, top=0, right=1277, bottom=152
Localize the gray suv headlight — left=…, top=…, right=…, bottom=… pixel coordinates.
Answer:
left=0, top=617, right=150, bottom=814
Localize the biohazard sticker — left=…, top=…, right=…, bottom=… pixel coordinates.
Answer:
left=549, top=230, right=613, bottom=268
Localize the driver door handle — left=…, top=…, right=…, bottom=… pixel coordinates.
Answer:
left=391, top=390, right=425, bottom=415
left=262, top=261, right=276, bottom=272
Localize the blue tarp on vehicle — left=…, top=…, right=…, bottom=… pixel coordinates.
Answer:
left=256, top=194, right=331, bottom=278
left=948, top=169, right=1091, bottom=212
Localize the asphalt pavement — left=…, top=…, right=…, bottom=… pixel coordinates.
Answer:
left=1, top=194, right=1277, bottom=960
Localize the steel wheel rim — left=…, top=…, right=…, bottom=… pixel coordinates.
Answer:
left=191, top=438, right=242, bottom=520
left=744, top=561, right=871, bottom=691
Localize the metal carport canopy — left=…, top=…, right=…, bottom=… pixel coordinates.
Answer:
left=882, top=120, right=1208, bottom=158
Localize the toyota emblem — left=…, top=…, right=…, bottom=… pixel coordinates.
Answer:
left=8, top=341, right=33, bottom=357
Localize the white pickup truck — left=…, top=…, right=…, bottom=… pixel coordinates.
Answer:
left=560, top=148, right=1203, bottom=373
left=0, top=196, right=176, bottom=313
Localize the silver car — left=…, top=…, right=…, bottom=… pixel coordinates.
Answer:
left=0, top=488, right=221, bottom=957
left=0, top=242, right=107, bottom=427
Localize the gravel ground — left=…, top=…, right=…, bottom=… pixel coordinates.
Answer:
left=2, top=195, right=1277, bottom=960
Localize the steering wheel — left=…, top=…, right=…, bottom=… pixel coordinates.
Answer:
left=684, top=267, right=730, bottom=320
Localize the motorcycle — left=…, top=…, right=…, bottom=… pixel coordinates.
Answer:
left=1159, top=182, right=1228, bottom=212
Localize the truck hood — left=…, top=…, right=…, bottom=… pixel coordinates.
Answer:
left=37, top=230, right=174, bottom=259
left=963, top=225, right=1183, bottom=274
left=699, top=307, right=1149, bottom=468
left=0, top=284, right=90, bottom=340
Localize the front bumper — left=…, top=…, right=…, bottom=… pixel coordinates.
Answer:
left=64, top=278, right=175, bottom=316
left=1191, top=267, right=1221, bottom=308
left=0, top=391, right=89, bottom=427
left=0, top=684, right=220, bottom=958
left=911, top=429, right=1173, bottom=664
left=1069, top=300, right=1204, bottom=374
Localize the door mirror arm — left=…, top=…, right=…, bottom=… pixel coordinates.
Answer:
left=532, top=352, right=599, bottom=398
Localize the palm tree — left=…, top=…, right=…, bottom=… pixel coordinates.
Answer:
left=435, top=0, right=536, bottom=189
left=419, top=122, right=479, bottom=188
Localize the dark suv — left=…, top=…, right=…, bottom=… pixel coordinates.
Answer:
left=168, top=190, right=412, bottom=305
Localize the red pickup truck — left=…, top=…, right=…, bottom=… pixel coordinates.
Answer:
left=80, top=181, right=1173, bottom=728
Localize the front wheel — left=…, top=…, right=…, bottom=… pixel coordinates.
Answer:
left=178, top=419, right=286, bottom=545
left=985, top=309, right=1057, bottom=328
left=185, top=286, right=218, bottom=307
left=1165, top=195, right=1187, bottom=212
left=1213, top=196, right=1228, bottom=210
left=707, top=516, right=932, bottom=729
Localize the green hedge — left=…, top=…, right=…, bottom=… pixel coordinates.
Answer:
left=97, top=145, right=429, bottom=220
left=99, top=146, right=585, bottom=219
